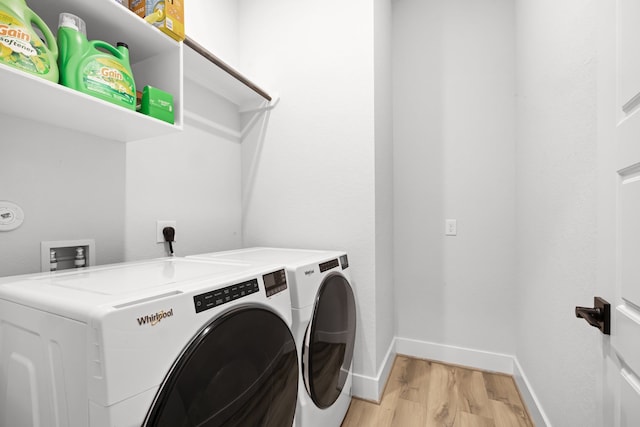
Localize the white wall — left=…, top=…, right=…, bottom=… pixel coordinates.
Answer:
left=393, top=0, right=517, bottom=355
left=515, top=0, right=598, bottom=424
left=0, top=118, right=126, bottom=277
left=236, top=0, right=393, bottom=382
left=185, top=0, right=238, bottom=67
left=124, top=126, right=242, bottom=260
left=374, top=0, right=396, bottom=374
left=125, top=3, right=244, bottom=261
left=0, top=116, right=243, bottom=275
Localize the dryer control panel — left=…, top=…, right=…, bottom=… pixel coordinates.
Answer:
left=193, top=279, right=259, bottom=313
left=319, top=258, right=339, bottom=272
left=263, top=269, right=287, bottom=297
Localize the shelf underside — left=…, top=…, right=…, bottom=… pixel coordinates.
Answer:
left=0, top=64, right=180, bottom=142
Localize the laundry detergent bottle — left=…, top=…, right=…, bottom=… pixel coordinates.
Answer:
left=57, top=13, right=136, bottom=110
left=0, top=0, right=58, bottom=82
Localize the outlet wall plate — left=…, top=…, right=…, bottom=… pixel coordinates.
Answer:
left=157, top=220, right=177, bottom=243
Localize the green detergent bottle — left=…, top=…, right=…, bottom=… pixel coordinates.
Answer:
left=57, top=13, right=136, bottom=110
left=0, top=0, right=58, bottom=82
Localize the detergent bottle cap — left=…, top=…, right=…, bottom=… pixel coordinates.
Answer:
left=58, top=13, right=86, bottom=36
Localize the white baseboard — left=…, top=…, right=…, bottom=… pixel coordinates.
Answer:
left=351, top=337, right=397, bottom=402
left=395, top=337, right=514, bottom=374
left=350, top=336, right=549, bottom=426
left=513, top=357, right=552, bottom=427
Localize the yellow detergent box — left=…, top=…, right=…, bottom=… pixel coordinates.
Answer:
left=129, top=0, right=144, bottom=18
left=145, top=0, right=184, bottom=42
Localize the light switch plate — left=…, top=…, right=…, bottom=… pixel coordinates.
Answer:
left=445, top=219, right=457, bottom=236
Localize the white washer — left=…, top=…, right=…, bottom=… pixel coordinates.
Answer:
left=0, top=257, right=298, bottom=427
left=189, top=248, right=357, bottom=427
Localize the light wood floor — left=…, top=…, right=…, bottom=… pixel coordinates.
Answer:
left=342, top=355, right=533, bottom=427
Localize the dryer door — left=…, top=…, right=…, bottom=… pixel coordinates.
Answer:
left=303, top=273, right=356, bottom=409
left=143, top=306, right=298, bottom=427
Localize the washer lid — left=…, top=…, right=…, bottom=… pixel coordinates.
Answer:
left=303, top=273, right=356, bottom=409
left=37, top=258, right=250, bottom=295
left=0, top=258, right=269, bottom=321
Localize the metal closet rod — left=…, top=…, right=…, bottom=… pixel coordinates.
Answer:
left=183, top=36, right=272, bottom=102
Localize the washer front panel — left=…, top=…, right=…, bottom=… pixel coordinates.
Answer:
left=143, top=306, right=298, bottom=427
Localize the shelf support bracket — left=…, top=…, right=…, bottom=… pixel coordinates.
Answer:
left=240, top=96, right=280, bottom=139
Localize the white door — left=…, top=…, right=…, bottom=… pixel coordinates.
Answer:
left=597, top=0, right=640, bottom=425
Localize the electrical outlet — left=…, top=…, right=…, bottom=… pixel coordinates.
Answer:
left=157, top=220, right=176, bottom=243
left=445, top=219, right=457, bottom=236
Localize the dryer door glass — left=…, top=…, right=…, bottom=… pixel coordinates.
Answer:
left=303, top=273, right=356, bottom=409
left=143, top=307, right=298, bottom=427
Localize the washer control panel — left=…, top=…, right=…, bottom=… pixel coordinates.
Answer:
left=193, top=279, right=259, bottom=313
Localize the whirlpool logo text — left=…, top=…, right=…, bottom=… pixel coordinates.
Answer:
left=136, top=309, right=174, bottom=326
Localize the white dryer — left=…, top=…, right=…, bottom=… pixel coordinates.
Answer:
left=189, top=248, right=357, bottom=427
left=0, top=257, right=298, bottom=427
